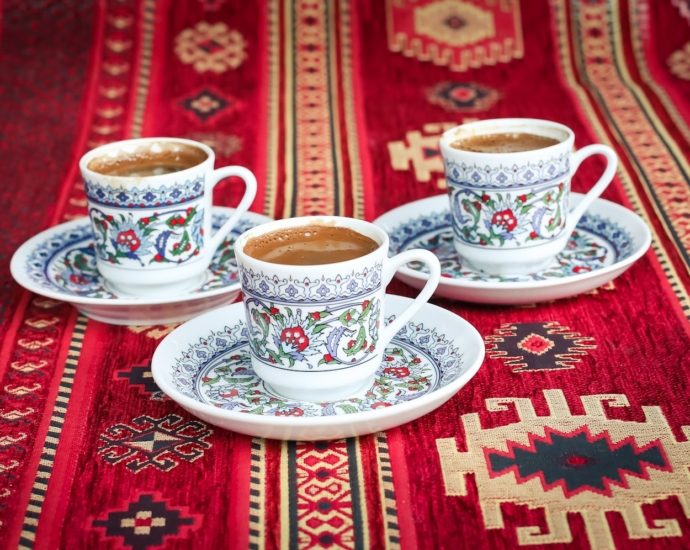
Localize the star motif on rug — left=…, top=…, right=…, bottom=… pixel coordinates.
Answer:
left=180, top=88, right=238, bottom=122
left=484, top=321, right=595, bottom=372
left=117, top=365, right=164, bottom=400
left=487, top=427, right=669, bottom=498
left=92, top=494, right=196, bottom=549
left=175, top=21, right=246, bottom=73
left=98, top=415, right=212, bottom=473
left=427, top=82, right=499, bottom=112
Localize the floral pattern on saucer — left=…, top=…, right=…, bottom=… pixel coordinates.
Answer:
left=170, top=317, right=464, bottom=417
left=389, top=211, right=634, bottom=282
left=24, top=213, right=257, bottom=299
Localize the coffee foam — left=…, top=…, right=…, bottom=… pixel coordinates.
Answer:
left=87, top=142, right=208, bottom=177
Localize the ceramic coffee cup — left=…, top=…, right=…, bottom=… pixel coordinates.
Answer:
left=233, top=216, right=441, bottom=402
left=440, top=119, right=617, bottom=276
left=80, top=138, right=257, bottom=297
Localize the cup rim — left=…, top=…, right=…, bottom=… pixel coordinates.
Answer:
left=79, top=137, right=214, bottom=183
left=234, top=215, right=389, bottom=271
left=440, top=118, right=575, bottom=157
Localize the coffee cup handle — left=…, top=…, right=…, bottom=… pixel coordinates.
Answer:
left=379, top=249, right=441, bottom=348
left=566, top=144, right=618, bottom=233
left=207, top=166, right=258, bottom=254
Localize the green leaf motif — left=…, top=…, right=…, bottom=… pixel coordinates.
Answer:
left=344, top=326, right=366, bottom=356
left=337, top=404, right=359, bottom=414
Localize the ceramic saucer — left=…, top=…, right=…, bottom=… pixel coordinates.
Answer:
left=151, top=295, right=485, bottom=441
left=373, top=194, right=651, bottom=305
left=10, top=207, right=272, bottom=325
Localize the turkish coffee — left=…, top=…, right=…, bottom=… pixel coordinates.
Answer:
left=87, top=143, right=207, bottom=177
left=451, top=132, right=560, bottom=153
left=244, top=224, right=379, bottom=265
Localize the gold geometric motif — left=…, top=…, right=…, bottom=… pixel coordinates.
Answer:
left=414, top=0, right=495, bottom=46
left=668, top=41, right=690, bottom=80
left=32, top=298, right=61, bottom=309
left=11, top=360, right=47, bottom=373
left=437, top=389, right=690, bottom=549
left=175, top=22, right=246, bottom=74
left=24, top=317, right=60, bottom=329
left=387, top=121, right=477, bottom=189
left=128, top=323, right=181, bottom=340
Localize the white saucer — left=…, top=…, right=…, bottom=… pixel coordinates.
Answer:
left=10, top=207, right=272, bottom=325
left=151, top=295, right=484, bottom=441
left=373, top=194, right=651, bottom=305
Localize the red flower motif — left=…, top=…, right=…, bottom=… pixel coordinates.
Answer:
left=323, top=353, right=334, bottom=363
left=481, top=194, right=490, bottom=202
left=362, top=299, right=370, bottom=310
left=285, top=408, right=304, bottom=416
left=69, top=274, right=86, bottom=285
left=310, top=312, right=321, bottom=321
left=262, top=313, right=271, bottom=324
left=473, top=201, right=482, bottom=210
left=371, top=402, right=392, bottom=409
left=280, top=326, right=309, bottom=351
left=518, top=195, right=527, bottom=202
left=220, top=389, right=239, bottom=398
left=345, top=313, right=352, bottom=322
left=186, top=207, right=194, bottom=215
left=385, top=356, right=394, bottom=362
left=141, top=217, right=149, bottom=225
left=269, top=356, right=277, bottom=364
left=530, top=231, right=539, bottom=239
left=573, top=266, right=592, bottom=274
left=361, top=340, right=368, bottom=350
left=412, top=358, right=421, bottom=364
left=384, top=366, right=410, bottom=378
left=491, top=209, right=518, bottom=232
left=270, top=307, right=279, bottom=315
left=106, top=215, right=114, bottom=222
left=116, top=229, right=140, bottom=252
left=154, top=254, right=163, bottom=262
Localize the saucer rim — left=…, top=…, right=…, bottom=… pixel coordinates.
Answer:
left=373, top=193, right=652, bottom=290
left=151, top=294, right=485, bottom=427
left=10, top=206, right=272, bottom=306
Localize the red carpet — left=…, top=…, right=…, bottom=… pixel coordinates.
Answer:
left=1, top=1, right=690, bottom=548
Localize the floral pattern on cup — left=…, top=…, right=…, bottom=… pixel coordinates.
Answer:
left=84, top=175, right=205, bottom=208
left=388, top=210, right=634, bottom=282
left=170, top=317, right=464, bottom=417
left=240, top=262, right=383, bottom=304
left=450, top=183, right=567, bottom=247
left=90, top=205, right=204, bottom=266
left=245, top=296, right=381, bottom=369
left=443, top=153, right=570, bottom=189
left=24, top=214, right=257, bottom=299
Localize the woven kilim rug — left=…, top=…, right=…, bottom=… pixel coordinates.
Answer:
left=1, top=0, right=690, bottom=548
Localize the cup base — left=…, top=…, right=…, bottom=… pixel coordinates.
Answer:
left=104, top=272, right=207, bottom=299
left=459, top=255, right=555, bottom=277
left=265, top=376, right=374, bottom=403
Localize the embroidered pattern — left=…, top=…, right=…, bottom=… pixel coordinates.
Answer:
left=84, top=175, right=205, bottom=209
left=179, top=88, right=238, bottom=122
left=437, top=390, right=690, bottom=548
left=117, top=365, right=165, bottom=400
left=387, top=0, right=523, bottom=72
left=388, top=210, right=633, bottom=282
left=426, top=81, right=500, bottom=112
left=174, top=22, right=246, bottom=74
left=92, top=494, right=196, bottom=549
left=170, top=317, right=464, bottom=416
left=485, top=321, right=596, bottom=371
left=98, top=415, right=212, bottom=473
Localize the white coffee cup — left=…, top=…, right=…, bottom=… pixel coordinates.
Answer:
left=80, top=138, right=257, bottom=297
left=440, top=119, right=617, bottom=276
left=233, top=216, right=441, bottom=402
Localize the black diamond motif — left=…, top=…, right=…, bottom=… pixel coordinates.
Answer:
left=181, top=89, right=232, bottom=122
left=488, top=428, right=667, bottom=497
left=99, top=415, right=212, bottom=473
left=118, top=365, right=164, bottom=400
left=93, top=494, right=194, bottom=549
left=485, top=321, right=595, bottom=371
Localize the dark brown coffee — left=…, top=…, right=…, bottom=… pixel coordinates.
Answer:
left=88, top=143, right=207, bottom=177
left=244, top=225, right=379, bottom=265
left=451, top=132, right=560, bottom=153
